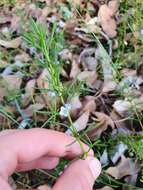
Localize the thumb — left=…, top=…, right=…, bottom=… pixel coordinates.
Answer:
left=52, top=156, right=101, bottom=190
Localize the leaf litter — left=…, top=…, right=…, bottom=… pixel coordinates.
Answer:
left=0, top=0, right=143, bottom=189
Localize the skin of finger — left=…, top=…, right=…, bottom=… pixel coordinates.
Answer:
left=16, top=156, right=59, bottom=171
left=0, top=129, right=19, bottom=137
left=0, top=128, right=93, bottom=179
left=52, top=157, right=101, bottom=190
left=0, top=177, right=11, bottom=190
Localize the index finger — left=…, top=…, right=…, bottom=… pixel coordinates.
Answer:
left=0, top=128, right=93, bottom=179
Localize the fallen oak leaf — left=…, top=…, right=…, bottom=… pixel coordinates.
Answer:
left=21, top=103, right=44, bottom=117
left=111, top=142, right=128, bottom=164
left=25, top=79, right=36, bottom=96
left=70, top=59, right=81, bottom=79
left=0, top=37, right=21, bottom=48
left=110, top=110, right=129, bottom=131
left=79, top=48, right=97, bottom=71
left=0, top=15, right=11, bottom=24
left=2, top=75, right=22, bottom=91
left=113, top=100, right=131, bottom=117
left=0, top=87, right=6, bottom=102
left=124, top=174, right=138, bottom=186
left=37, top=69, right=56, bottom=107
left=66, top=111, right=90, bottom=135
left=69, top=0, right=84, bottom=7
left=100, top=149, right=109, bottom=165
left=78, top=71, right=98, bottom=88
left=37, top=69, right=50, bottom=92
left=108, top=0, right=119, bottom=15
left=59, top=49, right=72, bottom=61
left=10, top=15, right=21, bottom=33
left=88, top=112, right=115, bottom=138
left=106, top=156, right=141, bottom=179
left=102, top=80, right=117, bottom=93
left=14, top=51, right=31, bottom=63
left=0, top=75, right=22, bottom=102
left=98, top=3, right=118, bottom=38
left=69, top=95, right=82, bottom=118
left=80, top=96, right=96, bottom=114
left=21, top=79, right=36, bottom=107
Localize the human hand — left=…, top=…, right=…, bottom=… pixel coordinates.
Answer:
left=0, top=128, right=101, bottom=190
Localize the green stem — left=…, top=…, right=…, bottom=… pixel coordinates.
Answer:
left=60, top=95, right=88, bottom=158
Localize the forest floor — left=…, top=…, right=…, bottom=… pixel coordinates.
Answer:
left=0, top=0, right=143, bottom=189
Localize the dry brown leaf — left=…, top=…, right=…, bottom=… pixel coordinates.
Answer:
left=61, top=68, right=69, bottom=78
left=27, top=4, right=42, bottom=19
left=37, top=69, right=60, bottom=107
left=39, top=7, right=51, bottom=23
left=10, top=15, right=21, bottom=32
left=0, top=114, right=10, bottom=129
left=59, top=49, right=72, bottom=61
left=0, top=15, right=11, bottom=24
left=25, top=79, right=36, bottom=96
left=66, top=111, right=90, bottom=134
left=70, top=0, right=83, bottom=7
left=106, top=156, right=141, bottom=179
left=78, top=71, right=98, bottom=88
left=70, top=59, right=81, bottom=79
left=0, top=87, right=6, bottom=102
left=102, top=81, right=117, bottom=93
left=124, top=174, right=138, bottom=187
left=81, top=96, right=96, bottom=114
left=110, top=110, right=127, bottom=129
left=22, top=103, right=44, bottom=117
left=121, top=68, right=136, bottom=77
left=37, top=69, right=51, bottom=106
left=88, top=112, right=114, bottom=138
left=0, top=37, right=21, bottom=48
left=70, top=95, right=82, bottom=118
left=79, top=48, right=97, bottom=71
left=37, top=69, right=50, bottom=90
left=21, top=79, right=36, bottom=106
left=2, top=75, right=22, bottom=90
left=82, top=56, right=97, bottom=71
left=108, top=0, right=119, bottom=15
left=14, top=51, right=31, bottom=63
left=113, top=100, right=132, bottom=117
left=98, top=4, right=117, bottom=38
left=111, top=142, right=128, bottom=164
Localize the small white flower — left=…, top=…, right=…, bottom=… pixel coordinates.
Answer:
left=2, top=27, right=9, bottom=37
left=53, top=60, right=60, bottom=65
left=58, top=20, right=66, bottom=28
left=30, top=47, right=36, bottom=55
left=65, top=104, right=72, bottom=110
left=140, top=29, right=143, bottom=35
left=48, top=91, right=56, bottom=97
left=59, top=104, right=71, bottom=117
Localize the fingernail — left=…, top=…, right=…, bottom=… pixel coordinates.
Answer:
left=86, top=157, right=101, bottom=179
